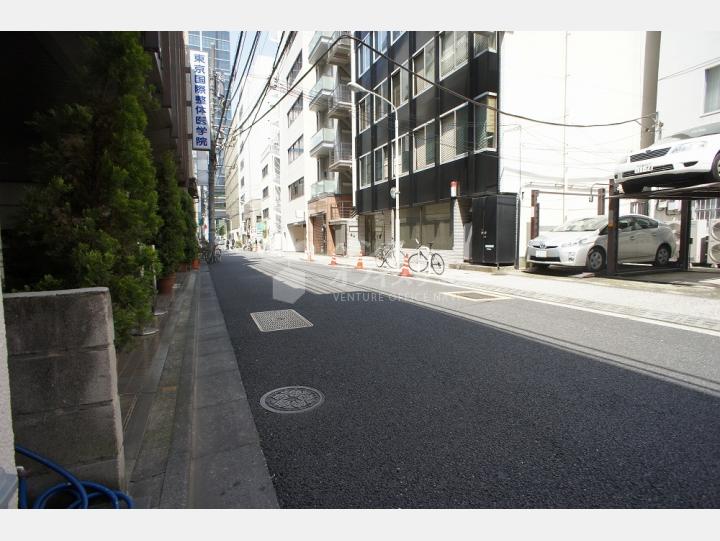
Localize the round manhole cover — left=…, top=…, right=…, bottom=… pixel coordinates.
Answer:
left=260, top=386, right=324, bottom=414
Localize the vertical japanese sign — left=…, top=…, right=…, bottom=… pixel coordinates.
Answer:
left=190, top=51, right=211, bottom=151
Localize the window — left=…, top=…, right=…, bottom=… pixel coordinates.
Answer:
left=288, top=136, right=304, bottom=163
left=374, top=145, right=389, bottom=183
left=413, top=39, right=435, bottom=96
left=262, top=165, right=268, bottom=178
left=694, top=198, right=720, bottom=220
left=357, top=34, right=371, bottom=76
left=263, top=208, right=269, bottom=219
left=391, top=63, right=409, bottom=108
left=289, top=177, right=304, bottom=200
left=474, top=94, right=497, bottom=150
left=358, top=95, right=370, bottom=132
left=240, top=177, right=245, bottom=187
left=473, top=31, right=497, bottom=56
left=705, top=65, right=720, bottom=113
left=413, top=121, right=436, bottom=170
left=358, top=153, right=372, bottom=188
left=373, top=32, right=388, bottom=60
left=374, top=79, right=389, bottom=122
left=440, top=31, right=468, bottom=78
left=439, top=105, right=468, bottom=163
left=240, top=159, right=244, bottom=171
left=286, top=52, right=303, bottom=89
left=391, top=31, right=405, bottom=43
left=397, top=134, right=410, bottom=175
left=287, top=93, right=303, bottom=126
left=262, top=187, right=269, bottom=198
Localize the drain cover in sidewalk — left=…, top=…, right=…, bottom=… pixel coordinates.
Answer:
left=441, top=290, right=508, bottom=301
left=260, top=386, right=324, bottom=414
left=250, top=309, right=313, bottom=332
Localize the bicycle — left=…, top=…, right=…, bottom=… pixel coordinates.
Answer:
left=375, top=242, right=398, bottom=268
left=201, top=242, right=222, bottom=264
left=407, top=239, right=445, bottom=275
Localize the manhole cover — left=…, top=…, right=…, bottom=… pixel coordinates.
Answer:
left=442, top=290, right=507, bottom=301
left=250, top=309, right=313, bottom=332
left=260, top=386, right=324, bottom=414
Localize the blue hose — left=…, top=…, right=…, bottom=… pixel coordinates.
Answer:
left=15, top=444, right=133, bottom=509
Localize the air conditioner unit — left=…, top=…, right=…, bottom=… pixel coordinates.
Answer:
left=708, top=219, right=720, bottom=267
left=690, top=221, right=708, bottom=263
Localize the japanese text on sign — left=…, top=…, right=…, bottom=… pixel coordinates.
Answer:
left=190, top=51, right=211, bottom=151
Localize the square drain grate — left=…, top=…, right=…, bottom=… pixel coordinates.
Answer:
left=250, top=309, right=313, bottom=332
left=442, top=290, right=507, bottom=302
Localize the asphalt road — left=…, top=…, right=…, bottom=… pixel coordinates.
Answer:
left=209, top=252, right=720, bottom=508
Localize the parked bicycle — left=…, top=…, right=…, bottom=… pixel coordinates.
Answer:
left=200, top=241, right=222, bottom=264
left=407, top=239, right=445, bottom=275
left=375, top=242, right=400, bottom=268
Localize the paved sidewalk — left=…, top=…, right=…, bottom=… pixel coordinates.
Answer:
left=242, top=249, right=720, bottom=333
left=122, top=266, right=278, bottom=508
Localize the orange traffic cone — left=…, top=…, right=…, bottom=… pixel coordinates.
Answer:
left=329, top=254, right=337, bottom=266
left=399, top=254, right=413, bottom=277
left=355, top=255, right=364, bottom=270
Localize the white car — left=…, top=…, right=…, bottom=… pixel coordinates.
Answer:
left=526, top=214, right=677, bottom=273
left=615, top=122, right=720, bottom=194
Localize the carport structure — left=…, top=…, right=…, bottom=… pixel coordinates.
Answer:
left=607, top=179, right=720, bottom=275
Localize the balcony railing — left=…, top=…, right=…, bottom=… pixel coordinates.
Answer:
left=260, top=142, right=279, bottom=161
left=308, top=75, right=335, bottom=111
left=309, top=127, right=336, bottom=156
left=327, top=31, right=352, bottom=65
left=328, top=83, right=352, bottom=118
left=329, top=141, right=352, bottom=171
left=330, top=201, right=356, bottom=220
left=309, top=32, right=334, bottom=64
left=310, top=178, right=340, bottom=198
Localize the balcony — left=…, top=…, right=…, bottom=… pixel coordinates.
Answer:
left=310, top=178, right=341, bottom=199
left=309, top=127, right=335, bottom=157
left=260, top=142, right=279, bottom=161
left=329, top=141, right=352, bottom=172
left=330, top=201, right=356, bottom=220
left=308, top=75, right=334, bottom=112
left=308, top=31, right=334, bottom=64
left=327, top=31, right=352, bottom=65
left=328, top=83, right=352, bottom=119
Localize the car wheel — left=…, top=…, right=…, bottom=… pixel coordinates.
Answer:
left=586, top=247, right=606, bottom=273
left=653, top=244, right=671, bottom=267
left=712, top=152, right=720, bottom=181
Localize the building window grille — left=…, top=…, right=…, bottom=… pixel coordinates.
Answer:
left=439, top=31, right=468, bottom=79
left=358, top=153, right=372, bottom=188
left=439, top=105, right=468, bottom=163
left=412, top=39, right=435, bottom=96
left=474, top=94, right=497, bottom=150
left=374, top=145, right=389, bottom=183
left=704, top=65, right=720, bottom=113
left=373, top=79, right=389, bottom=122
left=413, top=121, right=436, bottom=170
left=391, top=63, right=409, bottom=108
left=473, top=31, right=497, bottom=56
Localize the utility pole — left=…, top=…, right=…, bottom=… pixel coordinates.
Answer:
left=640, top=31, right=662, bottom=216
left=561, top=31, right=569, bottom=223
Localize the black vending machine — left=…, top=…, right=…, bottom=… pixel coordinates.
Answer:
left=470, top=194, right=517, bottom=265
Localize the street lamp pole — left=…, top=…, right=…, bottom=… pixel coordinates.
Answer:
left=349, top=82, right=400, bottom=267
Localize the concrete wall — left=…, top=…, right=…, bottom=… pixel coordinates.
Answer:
left=0, top=255, right=18, bottom=508
left=4, top=287, right=125, bottom=499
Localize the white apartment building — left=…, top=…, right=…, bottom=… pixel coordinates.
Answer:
left=277, top=32, right=318, bottom=254
left=226, top=54, right=281, bottom=248
left=499, top=31, right=646, bottom=261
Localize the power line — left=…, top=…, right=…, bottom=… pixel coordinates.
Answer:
left=226, top=33, right=657, bottom=145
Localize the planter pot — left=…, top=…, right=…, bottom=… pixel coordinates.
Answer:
left=192, top=259, right=200, bottom=270
left=178, top=262, right=189, bottom=272
left=157, top=273, right=176, bottom=295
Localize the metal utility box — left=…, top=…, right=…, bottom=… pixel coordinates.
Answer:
left=470, top=194, right=517, bottom=265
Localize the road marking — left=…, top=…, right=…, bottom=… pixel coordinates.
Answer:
left=441, top=290, right=510, bottom=302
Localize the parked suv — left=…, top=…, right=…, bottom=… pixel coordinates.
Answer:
left=615, top=122, right=720, bottom=194
left=527, top=214, right=676, bottom=273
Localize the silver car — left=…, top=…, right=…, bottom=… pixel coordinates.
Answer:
left=527, top=214, right=677, bottom=273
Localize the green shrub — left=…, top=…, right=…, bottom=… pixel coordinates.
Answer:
left=181, top=191, right=199, bottom=262
left=155, top=152, right=186, bottom=276
left=7, top=32, right=162, bottom=348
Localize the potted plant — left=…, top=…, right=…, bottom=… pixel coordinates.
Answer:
left=155, top=152, right=186, bottom=294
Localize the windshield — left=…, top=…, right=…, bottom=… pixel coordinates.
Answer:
left=552, top=216, right=607, bottom=232
left=660, top=122, right=720, bottom=142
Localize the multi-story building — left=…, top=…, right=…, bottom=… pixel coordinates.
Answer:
left=353, top=31, right=503, bottom=264
left=188, top=31, right=232, bottom=235
left=306, top=31, right=359, bottom=256
left=277, top=32, right=317, bottom=254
